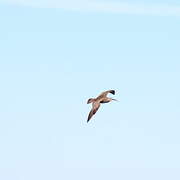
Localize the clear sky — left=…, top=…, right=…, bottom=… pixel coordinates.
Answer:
left=0, top=0, right=180, bottom=180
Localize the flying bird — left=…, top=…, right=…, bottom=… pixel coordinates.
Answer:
left=87, top=90, right=117, bottom=123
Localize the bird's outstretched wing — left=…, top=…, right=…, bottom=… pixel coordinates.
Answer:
left=87, top=103, right=100, bottom=123
left=96, top=90, right=115, bottom=100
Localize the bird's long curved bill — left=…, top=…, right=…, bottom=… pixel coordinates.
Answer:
left=112, top=98, right=119, bottom=101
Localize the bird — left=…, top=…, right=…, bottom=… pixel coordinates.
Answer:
left=87, top=90, right=117, bottom=123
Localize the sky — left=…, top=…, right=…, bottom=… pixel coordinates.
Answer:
left=0, top=0, right=180, bottom=179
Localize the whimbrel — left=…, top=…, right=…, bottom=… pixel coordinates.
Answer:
left=87, top=90, right=117, bottom=123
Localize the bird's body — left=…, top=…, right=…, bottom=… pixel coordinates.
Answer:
left=87, top=90, right=117, bottom=122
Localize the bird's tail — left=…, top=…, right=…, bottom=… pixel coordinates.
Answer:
left=112, top=98, right=119, bottom=102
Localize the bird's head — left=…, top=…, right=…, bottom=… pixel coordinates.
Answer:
left=87, top=98, right=94, bottom=104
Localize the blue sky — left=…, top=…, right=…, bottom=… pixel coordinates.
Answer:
left=0, top=0, right=180, bottom=180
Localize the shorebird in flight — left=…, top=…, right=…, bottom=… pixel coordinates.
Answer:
left=87, top=90, right=117, bottom=123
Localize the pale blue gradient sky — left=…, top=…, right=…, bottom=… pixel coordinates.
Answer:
left=0, top=1, right=180, bottom=180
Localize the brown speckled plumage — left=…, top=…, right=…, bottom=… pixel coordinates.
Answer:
left=87, top=90, right=117, bottom=123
